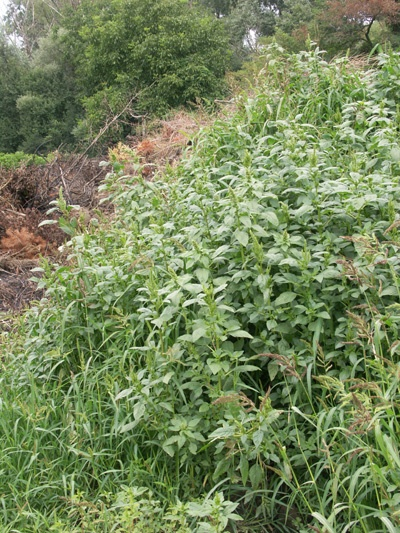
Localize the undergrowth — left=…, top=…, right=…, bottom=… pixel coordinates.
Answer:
left=0, top=151, right=46, bottom=169
left=1, top=45, right=400, bottom=532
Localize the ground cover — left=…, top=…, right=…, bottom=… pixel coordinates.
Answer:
left=1, top=46, right=400, bottom=532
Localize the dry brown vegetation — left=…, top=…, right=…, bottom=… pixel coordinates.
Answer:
left=0, top=155, right=108, bottom=312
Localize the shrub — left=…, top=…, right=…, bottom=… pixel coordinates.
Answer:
left=0, top=151, right=46, bottom=169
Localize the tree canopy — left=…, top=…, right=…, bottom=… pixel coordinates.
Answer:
left=321, top=0, right=400, bottom=49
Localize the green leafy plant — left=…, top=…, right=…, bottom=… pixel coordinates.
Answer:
left=1, top=45, right=400, bottom=531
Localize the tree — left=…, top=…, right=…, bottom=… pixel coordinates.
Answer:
left=277, top=0, right=315, bottom=35
left=0, top=30, right=25, bottom=152
left=200, top=0, right=321, bottom=62
left=198, top=0, right=238, bottom=18
left=321, top=0, right=400, bottom=49
left=4, top=0, right=80, bottom=56
left=15, top=29, right=82, bottom=152
left=62, top=0, right=229, bottom=142
left=215, top=0, right=277, bottom=68
left=270, top=0, right=324, bottom=53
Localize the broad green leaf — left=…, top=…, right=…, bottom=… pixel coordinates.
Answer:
left=208, top=426, right=235, bottom=439
left=381, top=286, right=398, bottom=296
left=390, top=147, right=400, bottom=161
left=182, top=283, right=203, bottom=294
left=159, top=402, right=174, bottom=413
left=162, top=372, right=174, bottom=384
left=162, top=445, right=175, bottom=457
left=193, top=327, right=208, bottom=342
left=229, top=329, right=253, bottom=339
left=249, top=463, right=263, bottom=489
left=165, top=289, right=181, bottom=306
left=120, top=420, right=139, bottom=433
left=133, top=402, right=145, bottom=421
left=213, top=458, right=231, bottom=478
left=187, top=503, right=211, bottom=518
left=207, top=361, right=222, bottom=374
left=240, top=215, right=252, bottom=227
left=275, top=291, right=297, bottom=306
left=292, top=205, right=313, bottom=217
left=264, top=211, right=279, bottom=226
left=279, top=257, right=299, bottom=267
left=240, top=455, right=249, bottom=485
left=151, top=306, right=174, bottom=327
left=189, top=442, right=197, bottom=454
left=235, top=230, right=249, bottom=246
left=212, top=245, right=231, bottom=258
left=195, top=268, right=209, bottom=283
left=234, top=364, right=260, bottom=372
left=115, top=388, right=133, bottom=401
left=316, top=311, right=330, bottom=319
left=38, top=219, right=58, bottom=227
left=163, top=436, right=180, bottom=447
left=268, top=360, right=279, bottom=381
left=227, top=513, right=243, bottom=522
left=182, top=298, right=200, bottom=307
left=253, top=429, right=264, bottom=449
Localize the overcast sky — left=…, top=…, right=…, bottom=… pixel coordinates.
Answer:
left=0, top=0, right=7, bottom=19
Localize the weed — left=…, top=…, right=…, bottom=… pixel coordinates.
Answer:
left=1, top=46, right=400, bottom=531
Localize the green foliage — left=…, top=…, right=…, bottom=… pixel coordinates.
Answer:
left=0, top=150, right=46, bottom=168
left=2, top=45, right=400, bottom=531
left=1, top=0, right=229, bottom=153
left=3, top=0, right=400, bottom=155
left=16, top=29, right=82, bottom=153
left=276, top=0, right=314, bottom=34
left=225, top=0, right=276, bottom=47
left=198, top=0, right=238, bottom=18
left=64, top=0, right=229, bottom=143
left=0, top=32, right=26, bottom=152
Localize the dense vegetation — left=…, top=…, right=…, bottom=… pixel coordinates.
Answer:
left=1, top=46, right=400, bottom=532
left=0, top=0, right=229, bottom=153
left=1, top=0, right=400, bottom=153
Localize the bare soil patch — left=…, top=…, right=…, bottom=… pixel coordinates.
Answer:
left=0, top=154, right=108, bottom=313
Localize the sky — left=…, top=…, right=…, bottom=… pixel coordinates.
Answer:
left=0, top=0, right=7, bottom=19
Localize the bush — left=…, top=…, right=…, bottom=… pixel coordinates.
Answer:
left=0, top=151, right=46, bottom=169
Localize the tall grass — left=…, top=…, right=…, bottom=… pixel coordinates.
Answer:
left=1, top=45, right=400, bottom=531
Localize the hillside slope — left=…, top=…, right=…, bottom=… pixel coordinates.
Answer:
left=1, top=46, right=400, bottom=532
